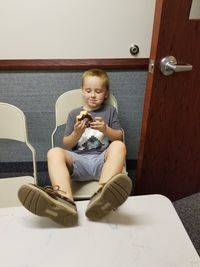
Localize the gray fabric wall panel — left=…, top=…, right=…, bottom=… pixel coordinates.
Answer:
left=0, top=70, right=147, bottom=162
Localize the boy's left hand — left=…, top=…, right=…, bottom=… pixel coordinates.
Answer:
left=90, top=117, right=107, bottom=133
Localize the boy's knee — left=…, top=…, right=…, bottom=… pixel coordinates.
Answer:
left=110, top=140, right=126, bottom=154
left=47, top=147, right=65, bottom=160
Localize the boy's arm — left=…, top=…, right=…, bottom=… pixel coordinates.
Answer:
left=104, top=125, right=123, bottom=141
left=63, top=120, right=86, bottom=149
left=90, top=117, right=123, bottom=141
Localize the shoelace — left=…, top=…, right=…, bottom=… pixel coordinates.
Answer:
left=43, top=185, right=66, bottom=197
left=43, top=185, right=76, bottom=206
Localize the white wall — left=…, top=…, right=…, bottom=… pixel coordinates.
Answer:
left=190, top=0, right=200, bottom=19
left=0, top=0, right=155, bottom=59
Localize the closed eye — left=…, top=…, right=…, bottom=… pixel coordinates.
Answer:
left=95, top=90, right=103, bottom=94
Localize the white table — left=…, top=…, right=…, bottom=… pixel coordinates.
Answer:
left=0, top=195, right=199, bottom=267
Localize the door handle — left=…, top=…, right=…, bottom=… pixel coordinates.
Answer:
left=160, top=56, right=193, bottom=76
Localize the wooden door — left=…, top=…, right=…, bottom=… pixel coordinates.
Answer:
left=135, top=0, right=200, bottom=201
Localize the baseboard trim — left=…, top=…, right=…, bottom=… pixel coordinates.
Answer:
left=0, top=161, right=47, bottom=173
left=126, top=160, right=137, bottom=170
left=0, top=160, right=137, bottom=173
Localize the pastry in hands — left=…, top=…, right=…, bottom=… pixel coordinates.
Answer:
left=76, top=110, right=93, bottom=127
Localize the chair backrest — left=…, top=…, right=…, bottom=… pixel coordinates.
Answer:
left=0, top=102, right=37, bottom=183
left=51, top=89, right=118, bottom=147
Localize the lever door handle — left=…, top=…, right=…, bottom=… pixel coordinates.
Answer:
left=160, top=56, right=193, bottom=76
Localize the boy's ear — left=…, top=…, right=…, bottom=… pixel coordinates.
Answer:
left=105, top=91, right=109, bottom=99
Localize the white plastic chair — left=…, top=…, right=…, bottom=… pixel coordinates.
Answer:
left=0, top=102, right=37, bottom=207
left=51, top=89, right=126, bottom=200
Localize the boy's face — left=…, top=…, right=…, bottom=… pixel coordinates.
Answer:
left=82, top=76, right=108, bottom=110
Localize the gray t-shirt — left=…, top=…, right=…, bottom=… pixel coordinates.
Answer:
left=64, top=104, right=121, bottom=154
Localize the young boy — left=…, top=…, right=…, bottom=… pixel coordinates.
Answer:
left=18, top=69, right=132, bottom=226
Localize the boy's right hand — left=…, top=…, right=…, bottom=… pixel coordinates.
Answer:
left=74, top=120, right=86, bottom=136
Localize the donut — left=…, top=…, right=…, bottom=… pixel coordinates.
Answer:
left=76, top=110, right=93, bottom=127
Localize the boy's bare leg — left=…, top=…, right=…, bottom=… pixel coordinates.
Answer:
left=18, top=147, right=77, bottom=227
left=47, top=147, right=74, bottom=202
left=85, top=140, right=132, bottom=220
left=98, top=140, right=126, bottom=190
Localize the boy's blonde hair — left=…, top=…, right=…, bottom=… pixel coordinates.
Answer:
left=81, top=69, right=110, bottom=90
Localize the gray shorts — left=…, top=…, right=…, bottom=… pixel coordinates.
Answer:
left=66, top=151, right=106, bottom=181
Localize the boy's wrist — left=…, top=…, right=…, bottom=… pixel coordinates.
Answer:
left=73, top=130, right=81, bottom=139
left=103, top=125, right=108, bottom=135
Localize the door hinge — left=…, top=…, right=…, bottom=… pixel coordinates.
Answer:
left=148, top=59, right=155, bottom=74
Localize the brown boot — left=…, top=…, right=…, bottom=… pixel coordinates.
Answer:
left=18, top=184, right=78, bottom=227
left=85, top=173, right=132, bottom=220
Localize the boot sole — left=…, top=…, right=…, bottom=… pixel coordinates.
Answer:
left=85, top=174, right=132, bottom=220
left=18, top=184, right=77, bottom=227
